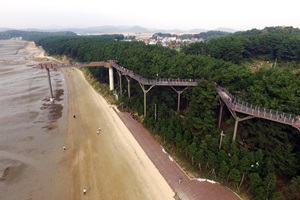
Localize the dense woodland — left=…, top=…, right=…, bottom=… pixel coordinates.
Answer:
left=182, top=26, right=300, bottom=65
left=0, top=30, right=77, bottom=40
left=152, top=30, right=230, bottom=40
left=1, top=26, right=300, bottom=199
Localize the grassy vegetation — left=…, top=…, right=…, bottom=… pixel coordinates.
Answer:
left=81, top=68, right=117, bottom=105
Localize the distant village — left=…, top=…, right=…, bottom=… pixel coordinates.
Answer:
left=122, top=32, right=206, bottom=48
left=141, top=35, right=204, bottom=46
left=4, top=27, right=230, bottom=49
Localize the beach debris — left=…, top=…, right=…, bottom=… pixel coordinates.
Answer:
left=161, top=147, right=167, bottom=154
left=73, top=115, right=76, bottom=119
left=0, top=167, right=10, bottom=181
left=173, top=192, right=181, bottom=199
left=83, top=187, right=87, bottom=195
left=197, top=178, right=218, bottom=184
left=63, top=146, right=66, bottom=150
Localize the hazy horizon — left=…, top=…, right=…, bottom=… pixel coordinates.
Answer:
left=1, top=0, right=299, bottom=31
left=0, top=24, right=240, bottom=33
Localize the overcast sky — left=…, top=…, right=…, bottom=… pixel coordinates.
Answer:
left=1, top=0, right=299, bottom=31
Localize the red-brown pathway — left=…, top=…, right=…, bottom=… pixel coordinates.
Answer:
left=117, top=111, right=241, bottom=200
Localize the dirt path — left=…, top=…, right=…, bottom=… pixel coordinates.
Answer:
left=118, top=112, right=241, bottom=200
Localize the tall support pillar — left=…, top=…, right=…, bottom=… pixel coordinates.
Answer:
left=233, top=118, right=239, bottom=142
left=117, top=70, right=122, bottom=95
left=218, top=98, right=224, bottom=128
left=109, top=66, right=114, bottom=91
left=144, top=91, right=147, bottom=117
left=125, top=76, right=131, bottom=98
left=170, top=86, right=189, bottom=112
left=46, top=68, right=54, bottom=100
left=139, top=83, right=155, bottom=117
left=232, top=116, right=255, bottom=142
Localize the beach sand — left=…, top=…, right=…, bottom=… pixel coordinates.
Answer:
left=1, top=41, right=240, bottom=200
left=49, top=67, right=175, bottom=199
left=0, top=41, right=174, bottom=200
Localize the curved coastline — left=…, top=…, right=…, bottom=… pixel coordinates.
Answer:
left=0, top=40, right=241, bottom=199
left=0, top=40, right=174, bottom=200
left=38, top=41, right=241, bottom=200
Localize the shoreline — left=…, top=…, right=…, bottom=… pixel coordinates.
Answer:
left=12, top=40, right=241, bottom=199
left=58, top=66, right=241, bottom=200
left=0, top=40, right=68, bottom=200
left=0, top=40, right=174, bottom=200
left=51, top=67, right=175, bottom=199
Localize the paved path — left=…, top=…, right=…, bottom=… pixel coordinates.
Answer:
left=117, top=111, right=241, bottom=200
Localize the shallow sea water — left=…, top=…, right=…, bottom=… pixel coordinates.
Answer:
left=0, top=40, right=67, bottom=200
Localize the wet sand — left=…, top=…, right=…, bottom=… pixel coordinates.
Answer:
left=0, top=40, right=174, bottom=200
left=0, top=40, right=67, bottom=200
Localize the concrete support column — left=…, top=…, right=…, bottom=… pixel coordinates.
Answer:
left=46, top=68, right=54, bottom=100
left=125, top=76, right=131, bottom=99
left=117, top=70, right=122, bottom=95
left=232, top=116, right=254, bottom=142
left=109, top=66, right=114, bottom=91
left=139, top=82, right=155, bottom=117
left=218, top=99, right=224, bottom=128
left=144, top=91, right=147, bottom=117
left=177, top=92, right=181, bottom=111
left=170, top=86, right=188, bottom=112
left=233, top=119, right=239, bottom=142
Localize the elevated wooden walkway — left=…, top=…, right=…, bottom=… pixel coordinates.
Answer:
left=217, top=86, right=300, bottom=141
left=37, top=60, right=198, bottom=87
left=109, top=61, right=197, bottom=87
left=36, top=60, right=300, bottom=139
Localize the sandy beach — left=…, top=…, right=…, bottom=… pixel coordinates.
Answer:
left=1, top=40, right=241, bottom=200
left=0, top=40, right=174, bottom=200
left=50, top=67, right=175, bottom=199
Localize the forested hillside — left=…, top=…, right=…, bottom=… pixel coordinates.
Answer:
left=153, top=30, right=229, bottom=40
left=182, top=26, right=300, bottom=65
left=0, top=30, right=77, bottom=40
left=4, top=27, right=299, bottom=199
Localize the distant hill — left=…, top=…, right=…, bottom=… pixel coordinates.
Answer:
left=215, top=27, right=237, bottom=33
left=0, top=25, right=237, bottom=35
left=189, top=28, right=210, bottom=33
left=0, top=27, right=13, bottom=32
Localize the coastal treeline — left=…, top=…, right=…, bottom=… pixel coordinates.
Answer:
left=0, top=30, right=77, bottom=40
left=152, top=30, right=229, bottom=40
left=182, top=26, right=300, bottom=65
left=4, top=26, right=300, bottom=199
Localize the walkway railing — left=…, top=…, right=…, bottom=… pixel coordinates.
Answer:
left=110, top=61, right=198, bottom=86
left=36, top=60, right=300, bottom=128
left=217, top=86, right=300, bottom=127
